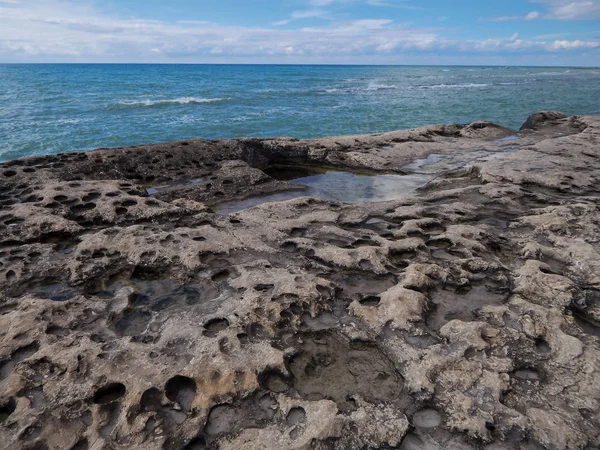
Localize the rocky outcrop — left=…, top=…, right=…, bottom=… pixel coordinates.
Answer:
left=519, top=111, right=586, bottom=134
left=0, top=113, right=599, bottom=450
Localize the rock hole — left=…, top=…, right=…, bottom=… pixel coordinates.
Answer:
left=358, top=259, right=373, bottom=270
left=165, top=375, right=197, bottom=412
left=512, top=368, right=543, bottom=382
left=281, top=241, right=298, bottom=253
left=211, top=270, right=230, bottom=283
left=0, top=397, right=16, bottom=423
left=12, top=342, right=40, bottom=362
left=390, top=249, right=418, bottom=262
left=0, top=302, right=17, bottom=315
left=4, top=217, right=25, bottom=225
left=254, top=284, right=274, bottom=292
left=353, top=238, right=381, bottom=248
left=288, top=332, right=403, bottom=411
left=258, top=369, right=289, bottom=393
left=286, top=407, right=306, bottom=426
left=71, top=438, right=89, bottom=450
left=46, top=325, right=69, bottom=337
left=427, top=237, right=453, bottom=249
left=203, top=318, right=230, bottom=337
left=539, top=266, right=557, bottom=275
left=82, top=193, right=101, bottom=202
left=535, top=336, right=551, bottom=353
left=93, top=382, right=126, bottom=404
left=204, top=395, right=277, bottom=437
left=140, top=387, right=162, bottom=412
left=290, top=228, right=306, bottom=237
left=328, top=238, right=350, bottom=248
left=184, top=437, right=207, bottom=450
left=359, top=295, right=381, bottom=307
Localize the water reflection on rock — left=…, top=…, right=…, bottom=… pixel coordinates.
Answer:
left=215, top=170, right=430, bottom=215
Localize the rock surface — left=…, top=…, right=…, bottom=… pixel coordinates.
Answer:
left=0, top=112, right=599, bottom=450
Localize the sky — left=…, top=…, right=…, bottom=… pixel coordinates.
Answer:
left=0, top=0, right=599, bottom=65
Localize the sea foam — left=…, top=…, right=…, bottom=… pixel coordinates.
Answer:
left=115, top=97, right=229, bottom=107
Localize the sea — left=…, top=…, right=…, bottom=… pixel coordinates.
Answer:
left=1, top=64, right=599, bottom=163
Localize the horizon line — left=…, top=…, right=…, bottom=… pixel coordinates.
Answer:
left=1, top=62, right=599, bottom=69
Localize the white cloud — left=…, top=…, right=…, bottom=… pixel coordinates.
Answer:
left=550, top=39, right=600, bottom=49
left=525, top=11, right=541, bottom=19
left=0, top=0, right=598, bottom=62
left=533, top=0, right=600, bottom=19
left=273, top=8, right=328, bottom=26
left=484, top=11, right=541, bottom=21
left=486, top=0, right=600, bottom=21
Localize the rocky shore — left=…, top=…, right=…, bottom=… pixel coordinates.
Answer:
left=0, top=111, right=599, bottom=450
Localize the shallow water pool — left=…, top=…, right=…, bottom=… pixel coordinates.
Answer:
left=215, top=170, right=430, bottom=214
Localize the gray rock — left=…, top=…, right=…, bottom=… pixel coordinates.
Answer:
left=0, top=112, right=598, bottom=450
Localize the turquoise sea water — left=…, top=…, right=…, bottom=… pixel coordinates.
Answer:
left=1, top=64, right=599, bottom=162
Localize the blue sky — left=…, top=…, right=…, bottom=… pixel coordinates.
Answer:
left=0, top=0, right=599, bottom=65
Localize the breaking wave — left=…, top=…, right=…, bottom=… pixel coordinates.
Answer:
left=415, top=83, right=491, bottom=89
left=112, top=97, right=230, bottom=108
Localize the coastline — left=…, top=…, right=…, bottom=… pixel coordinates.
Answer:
left=0, top=111, right=599, bottom=449
left=3, top=64, right=600, bottom=164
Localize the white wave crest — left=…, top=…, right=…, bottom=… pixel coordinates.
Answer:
left=415, top=83, right=490, bottom=90
left=324, top=83, right=397, bottom=94
left=116, top=97, right=229, bottom=107
left=365, top=83, right=398, bottom=91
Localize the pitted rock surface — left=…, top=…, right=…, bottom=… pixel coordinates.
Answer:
left=0, top=112, right=599, bottom=450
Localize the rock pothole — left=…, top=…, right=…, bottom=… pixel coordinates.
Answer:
left=165, top=375, right=197, bottom=412
left=287, top=332, right=404, bottom=411
left=93, top=383, right=126, bottom=404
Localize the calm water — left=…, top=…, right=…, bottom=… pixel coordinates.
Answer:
left=215, top=171, right=430, bottom=214
left=1, top=64, right=599, bottom=162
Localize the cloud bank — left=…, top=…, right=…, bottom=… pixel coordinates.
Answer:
left=0, top=0, right=598, bottom=64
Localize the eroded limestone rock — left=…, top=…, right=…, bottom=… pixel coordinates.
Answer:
left=0, top=112, right=599, bottom=449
